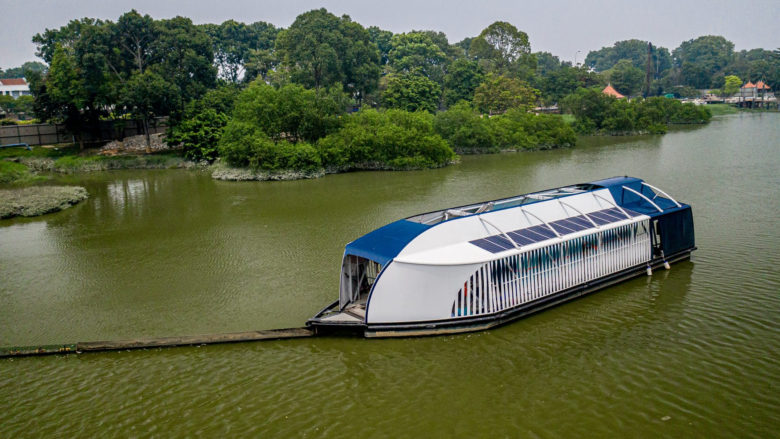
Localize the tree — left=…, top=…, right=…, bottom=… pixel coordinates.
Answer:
left=473, top=73, right=539, bottom=114
left=538, top=66, right=602, bottom=104
left=166, top=84, right=239, bottom=161
left=230, top=80, right=346, bottom=143
left=32, top=10, right=218, bottom=149
left=720, top=75, right=742, bottom=97
left=561, top=87, right=615, bottom=133
left=317, top=109, right=455, bottom=169
left=368, top=26, right=393, bottom=65
left=534, top=52, right=565, bottom=76
left=673, top=36, right=734, bottom=88
left=121, top=70, right=178, bottom=152
left=442, top=58, right=484, bottom=107
left=608, top=59, right=645, bottom=96
left=585, top=39, right=672, bottom=76
left=433, top=101, right=494, bottom=151
left=152, top=16, right=216, bottom=111
left=33, top=45, right=90, bottom=148
left=381, top=72, right=441, bottom=113
left=388, top=32, right=448, bottom=84
left=115, top=10, right=158, bottom=75
left=275, top=8, right=380, bottom=101
left=0, top=62, right=48, bottom=79
left=469, top=22, right=535, bottom=78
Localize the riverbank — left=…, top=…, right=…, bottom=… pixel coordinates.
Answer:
left=0, top=185, right=88, bottom=219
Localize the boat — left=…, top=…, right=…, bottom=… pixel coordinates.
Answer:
left=307, top=176, right=695, bottom=337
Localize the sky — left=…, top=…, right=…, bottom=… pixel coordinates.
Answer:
left=1, top=0, right=778, bottom=70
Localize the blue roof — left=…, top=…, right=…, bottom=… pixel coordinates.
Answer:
left=344, top=220, right=431, bottom=266
left=590, top=176, right=686, bottom=216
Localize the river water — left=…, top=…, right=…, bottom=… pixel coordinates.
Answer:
left=1, top=113, right=778, bottom=437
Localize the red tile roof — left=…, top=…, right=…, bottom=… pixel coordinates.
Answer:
left=742, top=81, right=756, bottom=88
left=0, top=78, right=27, bottom=86
left=602, top=83, right=625, bottom=99
left=756, top=80, right=771, bottom=90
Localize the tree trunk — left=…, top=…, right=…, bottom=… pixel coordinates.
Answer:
left=143, top=117, right=151, bottom=154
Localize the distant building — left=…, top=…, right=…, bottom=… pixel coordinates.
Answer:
left=0, top=78, right=31, bottom=98
left=727, top=80, right=777, bottom=108
left=602, top=84, right=625, bottom=99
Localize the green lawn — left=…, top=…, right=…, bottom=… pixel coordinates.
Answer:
left=706, top=104, right=739, bottom=116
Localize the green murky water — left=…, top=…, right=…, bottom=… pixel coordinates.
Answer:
left=1, top=113, right=778, bottom=437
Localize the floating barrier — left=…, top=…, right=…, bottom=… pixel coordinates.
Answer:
left=0, top=327, right=314, bottom=358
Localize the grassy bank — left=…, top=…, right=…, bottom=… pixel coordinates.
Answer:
left=706, top=104, right=739, bottom=116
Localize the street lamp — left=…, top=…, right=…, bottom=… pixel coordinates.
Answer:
left=574, top=50, right=581, bottom=67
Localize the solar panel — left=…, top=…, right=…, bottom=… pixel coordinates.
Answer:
left=470, top=207, right=643, bottom=254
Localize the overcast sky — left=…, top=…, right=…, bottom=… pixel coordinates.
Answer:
left=1, top=0, right=778, bottom=70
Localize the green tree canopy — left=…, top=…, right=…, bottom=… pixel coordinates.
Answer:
left=388, top=32, right=448, bottom=84
left=470, top=21, right=535, bottom=78
left=537, top=66, right=603, bottom=104
left=719, top=75, right=742, bottom=96
left=381, top=72, right=441, bottom=113
left=368, top=26, right=394, bottom=66
left=202, top=20, right=279, bottom=83
left=585, top=39, right=671, bottom=76
left=230, top=80, right=347, bottom=143
left=0, top=62, right=48, bottom=79
left=473, top=73, right=539, bottom=114
left=317, top=109, right=455, bottom=170
left=607, top=59, right=645, bottom=96
left=275, top=8, right=380, bottom=101
left=442, top=58, right=484, bottom=107
left=534, top=52, right=565, bottom=76
left=673, top=36, right=735, bottom=88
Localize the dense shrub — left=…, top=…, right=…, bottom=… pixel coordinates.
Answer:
left=381, top=73, right=441, bottom=113
left=167, top=85, right=239, bottom=162
left=318, top=109, right=455, bottom=169
left=219, top=121, right=321, bottom=171
left=217, top=80, right=347, bottom=171
left=232, top=80, right=347, bottom=143
left=563, top=88, right=712, bottom=134
left=433, top=102, right=495, bottom=151
left=167, top=109, right=228, bottom=162
left=434, top=102, right=576, bottom=152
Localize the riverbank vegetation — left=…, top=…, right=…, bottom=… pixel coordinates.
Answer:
left=5, top=8, right=774, bottom=178
left=563, top=89, right=712, bottom=135
left=0, top=186, right=88, bottom=219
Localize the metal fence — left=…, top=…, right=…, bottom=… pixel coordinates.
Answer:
left=0, top=118, right=168, bottom=147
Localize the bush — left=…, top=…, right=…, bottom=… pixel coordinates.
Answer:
left=381, top=73, right=442, bottom=113
left=563, top=88, right=712, bottom=134
left=317, top=109, right=455, bottom=170
left=166, top=84, right=240, bottom=162
left=218, top=122, right=321, bottom=172
left=167, top=108, right=228, bottom=162
left=0, top=161, right=31, bottom=183
left=232, top=80, right=346, bottom=143
left=433, top=102, right=495, bottom=152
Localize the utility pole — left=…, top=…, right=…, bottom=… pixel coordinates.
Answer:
left=644, top=42, right=653, bottom=98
